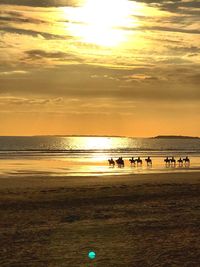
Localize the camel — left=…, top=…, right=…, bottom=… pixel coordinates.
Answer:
left=170, top=156, right=176, bottom=166
left=164, top=157, right=170, bottom=166
left=145, top=156, right=152, bottom=166
left=108, top=158, right=115, bottom=167
left=116, top=157, right=124, bottom=168
left=129, top=157, right=136, bottom=167
left=136, top=157, right=142, bottom=166
left=183, top=156, right=190, bottom=167
left=177, top=157, right=183, bottom=167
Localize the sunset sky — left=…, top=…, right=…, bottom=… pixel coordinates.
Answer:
left=0, top=0, right=199, bottom=137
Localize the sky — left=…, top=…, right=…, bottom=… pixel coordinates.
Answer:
left=0, top=0, right=199, bottom=137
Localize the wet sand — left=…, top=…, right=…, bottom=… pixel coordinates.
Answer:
left=0, top=172, right=200, bottom=266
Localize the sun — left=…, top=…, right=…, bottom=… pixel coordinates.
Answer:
left=63, top=0, right=138, bottom=47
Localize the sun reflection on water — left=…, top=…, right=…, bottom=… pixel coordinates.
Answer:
left=80, top=137, right=113, bottom=150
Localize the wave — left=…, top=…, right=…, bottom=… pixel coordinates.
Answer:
left=0, top=149, right=200, bottom=159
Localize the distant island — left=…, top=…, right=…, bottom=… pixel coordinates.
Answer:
left=153, top=135, right=199, bottom=139
left=33, top=134, right=199, bottom=139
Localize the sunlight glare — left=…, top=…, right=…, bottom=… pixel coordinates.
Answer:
left=63, top=0, right=139, bottom=47
left=84, top=137, right=112, bottom=150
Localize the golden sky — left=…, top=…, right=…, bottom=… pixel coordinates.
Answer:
left=0, top=0, right=199, bottom=136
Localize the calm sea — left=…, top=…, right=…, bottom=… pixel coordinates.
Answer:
left=0, top=136, right=200, bottom=156
left=0, top=136, right=200, bottom=176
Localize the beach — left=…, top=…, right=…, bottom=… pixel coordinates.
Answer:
left=0, top=172, right=200, bottom=267
left=1, top=0, right=200, bottom=263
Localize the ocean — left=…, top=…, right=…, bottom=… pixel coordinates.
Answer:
left=0, top=136, right=200, bottom=177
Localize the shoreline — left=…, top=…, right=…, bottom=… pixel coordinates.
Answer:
left=0, top=155, right=200, bottom=185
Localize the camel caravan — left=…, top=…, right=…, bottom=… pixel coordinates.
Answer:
left=108, top=156, right=190, bottom=168
left=108, top=156, right=152, bottom=168
left=164, top=156, right=190, bottom=167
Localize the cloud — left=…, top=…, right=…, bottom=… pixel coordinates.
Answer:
left=165, top=45, right=200, bottom=57
left=133, top=0, right=200, bottom=15
left=0, top=96, right=63, bottom=106
left=0, top=26, right=67, bottom=40
left=0, top=0, right=199, bottom=104
left=139, top=25, right=200, bottom=35
left=25, top=49, right=80, bottom=61
left=123, top=74, right=157, bottom=81
left=0, top=10, right=46, bottom=24
left=0, top=0, right=80, bottom=7
left=0, top=64, right=199, bottom=102
left=0, top=70, right=29, bottom=75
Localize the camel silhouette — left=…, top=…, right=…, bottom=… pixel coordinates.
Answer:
left=136, top=157, right=142, bottom=166
left=116, top=157, right=124, bottom=168
left=129, top=157, right=136, bottom=167
left=108, top=158, right=115, bottom=167
left=183, top=156, right=190, bottom=167
left=145, top=156, right=152, bottom=166
left=177, top=157, right=183, bottom=167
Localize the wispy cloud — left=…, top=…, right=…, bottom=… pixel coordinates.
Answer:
left=0, top=70, right=29, bottom=75
left=25, top=49, right=81, bottom=61
left=0, top=0, right=80, bottom=7
left=133, top=0, right=200, bottom=15
left=0, top=26, right=68, bottom=39
left=0, top=0, right=199, bottom=135
left=0, top=96, right=63, bottom=106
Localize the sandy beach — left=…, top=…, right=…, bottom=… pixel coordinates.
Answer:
left=0, top=172, right=200, bottom=267
left=1, top=0, right=200, bottom=264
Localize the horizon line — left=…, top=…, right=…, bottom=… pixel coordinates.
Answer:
left=0, top=134, right=199, bottom=139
